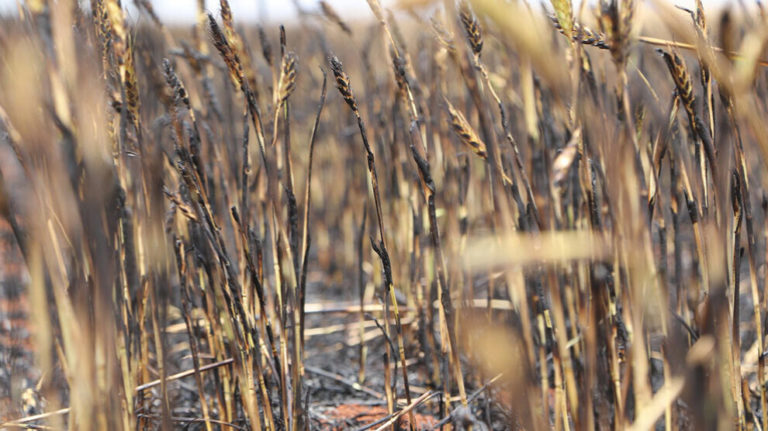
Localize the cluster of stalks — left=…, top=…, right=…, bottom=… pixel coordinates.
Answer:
left=2, top=0, right=768, bottom=430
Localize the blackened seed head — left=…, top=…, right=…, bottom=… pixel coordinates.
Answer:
left=329, top=55, right=343, bottom=75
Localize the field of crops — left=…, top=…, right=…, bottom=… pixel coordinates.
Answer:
left=2, top=0, right=768, bottom=429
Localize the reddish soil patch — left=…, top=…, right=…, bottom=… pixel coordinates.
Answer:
left=322, top=403, right=438, bottom=430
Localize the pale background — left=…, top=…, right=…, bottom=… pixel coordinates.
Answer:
left=0, top=0, right=379, bottom=22
left=0, top=0, right=725, bottom=23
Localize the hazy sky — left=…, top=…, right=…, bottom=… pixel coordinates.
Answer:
left=0, top=0, right=379, bottom=23
left=0, top=0, right=728, bottom=23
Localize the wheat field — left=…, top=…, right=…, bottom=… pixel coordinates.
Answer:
left=1, top=0, right=768, bottom=429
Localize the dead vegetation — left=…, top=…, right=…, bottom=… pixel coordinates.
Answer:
left=1, top=0, right=768, bottom=429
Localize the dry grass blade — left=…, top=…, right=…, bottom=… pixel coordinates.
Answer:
left=366, top=0, right=386, bottom=23
left=464, top=231, right=612, bottom=271
left=552, top=128, right=580, bottom=184
left=370, top=391, right=439, bottom=431
left=625, top=377, right=686, bottom=431
left=551, top=15, right=768, bottom=69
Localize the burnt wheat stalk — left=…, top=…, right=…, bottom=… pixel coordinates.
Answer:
left=329, top=55, right=416, bottom=431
